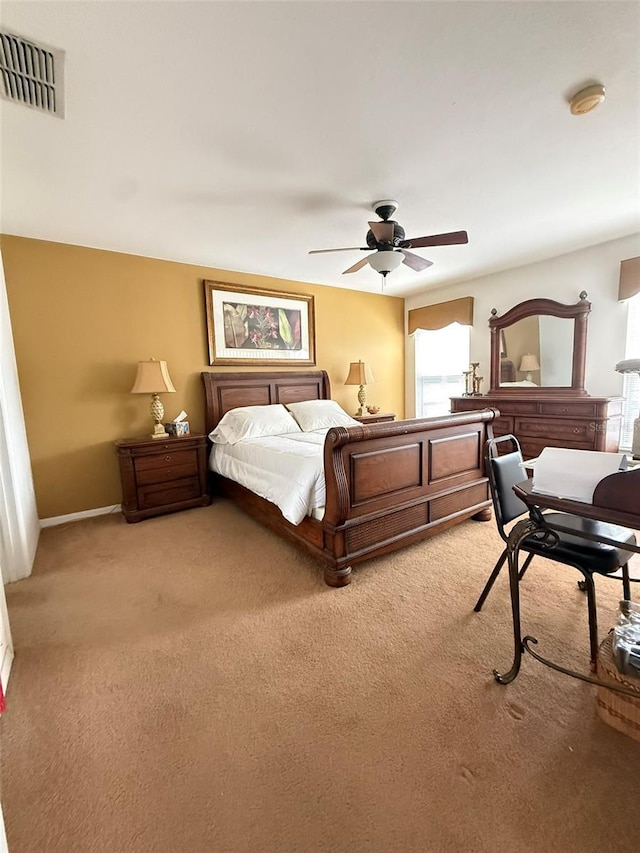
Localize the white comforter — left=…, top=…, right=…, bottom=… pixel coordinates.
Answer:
left=209, top=431, right=328, bottom=525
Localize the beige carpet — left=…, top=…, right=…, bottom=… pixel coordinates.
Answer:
left=1, top=500, right=638, bottom=853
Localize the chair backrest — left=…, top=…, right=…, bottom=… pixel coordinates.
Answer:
left=485, top=435, right=529, bottom=541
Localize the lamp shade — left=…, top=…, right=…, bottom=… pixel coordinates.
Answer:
left=344, top=360, right=375, bottom=386
left=615, top=358, right=640, bottom=374
left=368, top=250, right=403, bottom=275
left=130, top=359, right=176, bottom=394
left=518, top=353, right=540, bottom=373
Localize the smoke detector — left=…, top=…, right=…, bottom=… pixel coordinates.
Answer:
left=569, top=84, right=605, bottom=116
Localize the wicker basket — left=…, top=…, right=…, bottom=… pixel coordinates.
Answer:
left=596, top=633, right=640, bottom=742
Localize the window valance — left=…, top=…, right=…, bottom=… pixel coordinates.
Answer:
left=618, top=257, right=640, bottom=301
left=408, top=296, right=474, bottom=334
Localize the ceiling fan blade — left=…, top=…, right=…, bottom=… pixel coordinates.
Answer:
left=400, top=230, right=469, bottom=249
left=400, top=250, right=434, bottom=272
left=368, top=221, right=394, bottom=243
left=309, top=247, right=368, bottom=254
left=342, top=256, right=372, bottom=274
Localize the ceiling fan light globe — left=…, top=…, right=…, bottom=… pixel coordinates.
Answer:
left=368, top=250, right=403, bottom=275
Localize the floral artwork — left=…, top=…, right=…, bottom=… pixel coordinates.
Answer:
left=204, top=281, right=315, bottom=365
left=223, top=302, right=302, bottom=351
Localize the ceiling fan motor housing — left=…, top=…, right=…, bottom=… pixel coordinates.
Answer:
left=366, top=221, right=406, bottom=249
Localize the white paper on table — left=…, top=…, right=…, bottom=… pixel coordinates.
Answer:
left=528, top=447, right=628, bottom=503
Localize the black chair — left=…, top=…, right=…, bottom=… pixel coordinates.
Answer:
left=475, top=434, right=636, bottom=669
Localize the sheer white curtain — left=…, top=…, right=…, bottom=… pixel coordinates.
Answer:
left=415, top=323, right=470, bottom=418
left=620, top=293, right=640, bottom=451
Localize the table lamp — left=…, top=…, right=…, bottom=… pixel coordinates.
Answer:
left=519, top=353, right=540, bottom=382
left=131, top=358, right=176, bottom=439
left=344, top=360, right=375, bottom=416
left=616, top=358, right=640, bottom=459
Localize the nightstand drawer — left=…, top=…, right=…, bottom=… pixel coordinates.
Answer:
left=136, top=459, right=199, bottom=486
left=134, top=448, right=197, bottom=472
left=138, top=477, right=201, bottom=510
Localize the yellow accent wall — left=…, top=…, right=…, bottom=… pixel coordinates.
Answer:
left=1, top=236, right=405, bottom=519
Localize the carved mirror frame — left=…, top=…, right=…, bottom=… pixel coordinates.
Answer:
left=488, top=292, right=591, bottom=396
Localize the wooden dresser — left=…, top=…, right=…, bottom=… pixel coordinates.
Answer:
left=450, top=394, right=624, bottom=460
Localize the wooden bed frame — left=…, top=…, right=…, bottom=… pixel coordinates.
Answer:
left=202, top=370, right=495, bottom=587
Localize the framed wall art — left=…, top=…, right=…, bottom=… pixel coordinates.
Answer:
left=204, top=281, right=316, bottom=366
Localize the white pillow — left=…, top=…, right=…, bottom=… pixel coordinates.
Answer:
left=286, top=399, right=361, bottom=432
left=209, top=404, right=301, bottom=444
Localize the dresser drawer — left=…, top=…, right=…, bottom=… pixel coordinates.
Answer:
left=492, top=416, right=514, bottom=436
left=518, top=438, right=594, bottom=460
left=518, top=440, right=546, bottom=461
left=458, top=398, right=539, bottom=416
left=138, top=477, right=201, bottom=510
left=488, top=400, right=539, bottom=415
left=539, top=401, right=598, bottom=418
left=516, top=417, right=595, bottom=443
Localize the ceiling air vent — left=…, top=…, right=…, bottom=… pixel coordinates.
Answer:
left=0, top=30, right=65, bottom=118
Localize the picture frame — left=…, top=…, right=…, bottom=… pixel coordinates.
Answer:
left=204, top=281, right=316, bottom=366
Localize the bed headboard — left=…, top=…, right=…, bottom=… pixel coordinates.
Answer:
left=201, top=370, right=331, bottom=436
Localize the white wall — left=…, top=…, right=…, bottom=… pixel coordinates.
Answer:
left=406, top=234, right=640, bottom=416
left=0, top=251, right=39, bottom=583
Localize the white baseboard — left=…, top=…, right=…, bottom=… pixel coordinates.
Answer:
left=40, top=504, right=121, bottom=528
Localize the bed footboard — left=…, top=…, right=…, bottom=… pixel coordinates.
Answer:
left=320, top=409, right=497, bottom=586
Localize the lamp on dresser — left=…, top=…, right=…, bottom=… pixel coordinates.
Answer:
left=344, top=360, right=375, bottom=416
left=518, top=353, right=540, bottom=383
left=130, top=358, right=176, bottom=439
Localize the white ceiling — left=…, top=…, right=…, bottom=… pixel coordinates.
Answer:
left=1, top=1, right=639, bottom=297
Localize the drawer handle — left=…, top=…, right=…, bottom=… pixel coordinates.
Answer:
left=573, top=428, right=579, bottom=434
left=562, top=407, right=569, bottom=413
left=165, top=455, right=172, bottom=462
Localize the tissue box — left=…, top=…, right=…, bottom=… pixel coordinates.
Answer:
left=164, top=422, right=190, bottom=436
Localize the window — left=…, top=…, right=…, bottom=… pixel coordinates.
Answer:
left=415, top=323, right=470, bottom=418
left=620, top=293, right=640, bottom=452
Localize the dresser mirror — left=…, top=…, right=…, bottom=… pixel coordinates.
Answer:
left=488, top=292, right=590, bottom=396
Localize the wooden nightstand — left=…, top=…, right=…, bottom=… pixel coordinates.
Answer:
left=115, top=434, right=210, bottom=522
left=353, top=412, right=396, bottom=425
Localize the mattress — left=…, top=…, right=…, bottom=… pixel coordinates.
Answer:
left=209, top=431, right=328, bottom=525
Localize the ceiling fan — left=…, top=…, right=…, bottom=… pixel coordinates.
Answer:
left=309, top=200, right=468, bottom=280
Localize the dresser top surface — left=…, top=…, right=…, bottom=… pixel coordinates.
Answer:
left=451, top=394, right=623, bottom=403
